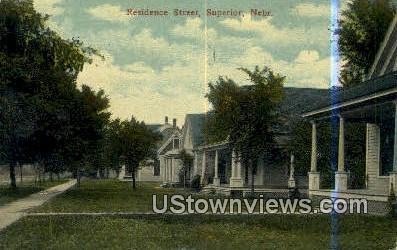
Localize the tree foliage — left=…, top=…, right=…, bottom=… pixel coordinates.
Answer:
left=0, top=0, right=108, bottom=187
left=205, top=66, right=285, bottom=192
left=117, top=117, right=161, bottom=189
left=339, top=0, right=395, bottom=86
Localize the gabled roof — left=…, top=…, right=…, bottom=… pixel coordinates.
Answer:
left=368, top=14, right=397, bottom=79
left=182, top=113, right=206, bottom=148
left=159, top=127, right=180, bottom=145
left=157, top=129, right=181, bottom=155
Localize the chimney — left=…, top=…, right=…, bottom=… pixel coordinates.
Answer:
left=165, top=116, right=169, bottom=124
left=173, top=118, right=177, bottom=128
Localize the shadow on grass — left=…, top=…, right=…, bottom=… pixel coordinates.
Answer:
left=0, top=180, right=68, bottom=207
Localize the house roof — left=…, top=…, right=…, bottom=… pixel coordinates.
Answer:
left=275, top=87, right=329, bottom=132
left=159, top=127, right=179, bottom=145
left=146, top=124, right=162, bottom=132
left=368, top=14, right=397, bottom=79
left=302, top=14, right=397, bottom=118
left=157, top=129, right=182, bottom=155
left=303, top=71, right=397, bottom=117
left=184, top=87, right=328, bottom=148
left=184, top=113, right=206, bottom=147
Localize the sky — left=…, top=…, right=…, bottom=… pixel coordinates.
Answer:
left=33, top=0, right=348, bottom=126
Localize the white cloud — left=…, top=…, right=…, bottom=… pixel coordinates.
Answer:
left=78, top=46, right=329, bottom=125
left=86, top=4, right=129, bottom=23
left=292, top=3, right=330, bottom=17
left=295, top=50, right=320, bottom=63
left=78, top=53, right=207, bottom=125
left=206, top=47, right=329, bottom=89
left=34, top=0, right=64, bottom=16
left=171, top=18, right=217, bottom=40
left=220, top=15, right=306, bottom=45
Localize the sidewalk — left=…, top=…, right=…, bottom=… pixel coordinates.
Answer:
left=0, top=179, right=76, bottom=231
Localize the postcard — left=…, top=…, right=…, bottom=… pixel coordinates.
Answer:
left=0, top=0, right=396, bottom=249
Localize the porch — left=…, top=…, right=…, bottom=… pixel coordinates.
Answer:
left=194, top=141, right=292, bottom=193
left=303, top=72, right=397, bottom=200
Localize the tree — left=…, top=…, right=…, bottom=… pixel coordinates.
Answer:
left=118, top=117, right=160, bottom=189
left=339, top=0, right=395, bottom=86
left=205, top=66, right=285, bottom=193
left=64, top=85, right=110, bottom=185
left=0, top=0, right=105, bottom=187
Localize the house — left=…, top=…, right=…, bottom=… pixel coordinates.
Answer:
left=302, top=14, right=397, bottom=206
left=193, top=87, right=328, bottom=195
left=129, top=116, right=180, bottom=182
left=160, top=88, right=328, bottom=194
left=160, top=113, right=205, bottom=185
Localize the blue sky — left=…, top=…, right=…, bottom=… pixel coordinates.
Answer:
left=33, top=0, right=346, bottom=125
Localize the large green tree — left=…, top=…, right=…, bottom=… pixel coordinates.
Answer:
left=339, top=0, right=395, bottom=86
left=0, top=0, right=106, bottom=187
left=205, top=66, right=285, bottom=193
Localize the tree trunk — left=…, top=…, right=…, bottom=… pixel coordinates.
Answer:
left=9, top=161, right=17, bottom=189
left=19, top=163, right=23, bottom=183
left=50, top=172, right=53, bottom=182
left=132, top=165, right=136, bottom=190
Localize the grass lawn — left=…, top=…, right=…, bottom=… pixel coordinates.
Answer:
left=0, top=214, right=396, bottom=249
left=33, top=179, right=187, bottom=213
left=0, top=180, right=69, bottom=207
left=1, top=179, right=396, bottom=249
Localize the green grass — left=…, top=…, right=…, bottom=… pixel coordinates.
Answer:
left=33, top=180, right=185, bottom=213
left=0, top=215, right=396, bottom=249
left=1, top=179, right=396, bottom=249
left=0, top=180, right=69, bottom=207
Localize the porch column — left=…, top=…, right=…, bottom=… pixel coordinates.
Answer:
left=201, top=151, right=206, bottom=184
left=166, top=158, right=169, bottom=182
left=288, top=154, right=296, bottom=188
left=163, top=157, right=168, bottom=182
left=160, top=157, right=165, bottom=183
left=213, top=150, right=220, bottom=186
left=169, top=158, right=172, bottom=182
left=335, top=116, right=348, bottom=191
left=230, top=149, right=243, bottom=187
left=390, top=101, right=397, bottom=194
left=170, top=158, right=176, bottom=182
left=309, top=121, right=320, bottom=190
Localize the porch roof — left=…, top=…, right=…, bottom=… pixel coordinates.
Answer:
left=302, top=71, right=397, bottom=119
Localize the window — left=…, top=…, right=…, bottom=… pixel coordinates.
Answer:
left=173, top=138, right=179, bottom=149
